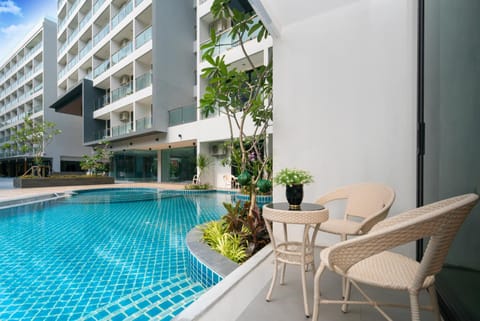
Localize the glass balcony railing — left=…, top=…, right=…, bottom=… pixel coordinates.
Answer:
left=135, top=0, right=144, bottom=6
left=135, top=26, right=152, bottom=49
left=201, top=16, right=261, bottom=58
left=111, top=0, right=133, bottom=30
left=94, top=94, right=110, bottom=110
left=136, top=116, right=152, bottom=131
left=79, top=11, right=92, bottom=31
left=79, top=41, right=92, bottom=58
left=58, top=41, right=67, bottom=54
left=93, top=0, right=106, bottom=13
left=68, top=27, right=79, bottom=43
left=111, top=82, right=133, bottom=103
left=33, top=105, right=43, bottom=113
left=93, top=59, right=109, bottom=78
left=168, top=105, right=197, bottom=126
left=93, top=24, right=109, bottom=46
left=111, top=122, right=133, bottom=137
left=111, top=41, right=132, bottom=66
left=135, top=71, right=152, bottom=91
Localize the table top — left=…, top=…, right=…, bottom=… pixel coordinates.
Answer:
left=263, top=202, right=328, bottom=224
left=264, top=202, right=324, bottom=212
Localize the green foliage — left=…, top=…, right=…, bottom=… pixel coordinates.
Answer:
left=273, top=168, right=314, bottom=187
left=201, top=220, right=247, bottom=264
left=184, top=183, right=211, bottom=190
left=1, top=115, right=61, bottom=166
left=80, top=141, right=113, bottom=175
left=202, top=200, right=270, bottom=263
left=196, top=154, right=213, bottom=183
left=215, top=233, right=248, bottom=263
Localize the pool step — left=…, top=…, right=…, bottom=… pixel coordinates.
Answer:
left=81, top=274, right=206, bottom=321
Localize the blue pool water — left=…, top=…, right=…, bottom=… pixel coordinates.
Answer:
left=0, top=188, right=230, bottom=320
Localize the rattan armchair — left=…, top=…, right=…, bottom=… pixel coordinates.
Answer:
left=312, top=193, right=479, bottom=321
left=315, top=183, right=396, bottom=242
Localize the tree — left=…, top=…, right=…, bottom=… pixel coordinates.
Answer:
left=80, top=141, right=112, bottom=175
left=196, top=153, right=213, bottom=183
left=1, top=115, right=61, bottom=170
left=200, top=0, right=273, bottom=214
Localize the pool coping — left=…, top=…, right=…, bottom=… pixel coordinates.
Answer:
left=186, top=226, right=239, bottom=278
left=0, top=192, right=70, bottom=210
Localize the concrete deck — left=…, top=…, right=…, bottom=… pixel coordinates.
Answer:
left=0, top=177, right=186, bottom=202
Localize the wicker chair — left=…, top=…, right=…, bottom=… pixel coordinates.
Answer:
left=315, top=183, right=396, bottom=242
left=312, top=193, right=479, bottom=321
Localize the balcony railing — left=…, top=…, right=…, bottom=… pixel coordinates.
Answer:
left=93, top=59, right=109, bottom=78
left=135, top=26, right=152, bottom=49
left=136, top=116, right=152, bottom=131
left=135, top=0, right=144, bottom=6
left=111, top=0, right=133, bottom=30
left=111, top=82, right=133, bottom=103
left=111, top=122, right=133, bottom=137
left=68, top=27, right=79, bottom=43
left=94, top=94, right=110, bottom=110
left=111, top=41, right=132, bottom=66
left=201, top=16, right=261, bottom=58
left=93, top=0, right=105, bottom=13
left=93, top=24, right=109, bottom=46
left=79, top=41, right=92, bottom=58
left=169, top=105, right=197, bottom=126
left=79, top=11, right=92, bottom=31
left=135, top=71, right=152, bottom=91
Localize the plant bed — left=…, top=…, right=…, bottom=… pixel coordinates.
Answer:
left=13, top=175, right=114, bottom=188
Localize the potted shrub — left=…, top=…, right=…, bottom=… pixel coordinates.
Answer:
left=274, top=168, right=314, bottom=209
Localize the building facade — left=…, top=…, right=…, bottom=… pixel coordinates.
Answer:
left=0, top=18, right=89, bottom=177
left=51, top=0, right=272, bottom=185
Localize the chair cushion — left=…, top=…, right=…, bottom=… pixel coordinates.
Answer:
left=345, top=251, right=435, bottom=290
left=319, top=219, right=362, bottom=235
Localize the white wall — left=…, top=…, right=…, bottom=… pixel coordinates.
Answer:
left=264, top=0, right=418, bottom=251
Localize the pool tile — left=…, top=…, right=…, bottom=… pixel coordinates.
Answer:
left=0, top=190, right=229, bottom=320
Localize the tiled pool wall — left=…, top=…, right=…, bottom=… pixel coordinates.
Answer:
left=187, top=250, right=223, bottom=288
left=232, top=193, right=273, bottom=209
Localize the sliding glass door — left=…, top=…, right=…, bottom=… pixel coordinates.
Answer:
left=422, top=0, right=480, bottom=319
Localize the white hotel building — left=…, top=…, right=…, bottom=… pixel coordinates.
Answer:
left=49, top=0, right=272, bottom=185
left=0, top=18, right=89, bottom=176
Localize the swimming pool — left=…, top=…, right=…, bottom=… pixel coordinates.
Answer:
left=0, top=188, right=230, bottom=320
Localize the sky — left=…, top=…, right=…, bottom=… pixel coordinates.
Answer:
left=0, top=0, right=57, bottom=65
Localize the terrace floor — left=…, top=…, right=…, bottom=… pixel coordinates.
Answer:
left=236, top=255, right=438, bottom=321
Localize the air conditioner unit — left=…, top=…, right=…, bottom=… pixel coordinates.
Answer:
left=210, top=143, right=225, bottom=156
left=119, top=111, right=130, bottom=122
left=120, top=75, right=130, bottom=85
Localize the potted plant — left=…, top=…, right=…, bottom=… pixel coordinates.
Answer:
left=274, top=168, right=314, bottom=209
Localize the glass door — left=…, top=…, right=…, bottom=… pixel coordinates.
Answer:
left=422, top=0, right=480, bottom=319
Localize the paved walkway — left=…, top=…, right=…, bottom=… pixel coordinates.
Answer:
left=0, top=178, right=186, bottom=202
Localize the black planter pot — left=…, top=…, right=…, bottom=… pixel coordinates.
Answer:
left=286, top=184, right=303, bottom=210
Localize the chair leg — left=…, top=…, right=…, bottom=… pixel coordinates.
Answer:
left=301, top=263, right=310, bottom=317
left=280, top=262, right=287, bottom=285
left=340, top=234, right=347, bottom=298
left=409, top=290, right=421, bottom=321
left=341, top=278, right=351, bottom=313
left=266, top=259, right=278, bottom=302
left=428, top=285, right=441, bottom=321
left=312, top=262, right=326, bottom=321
